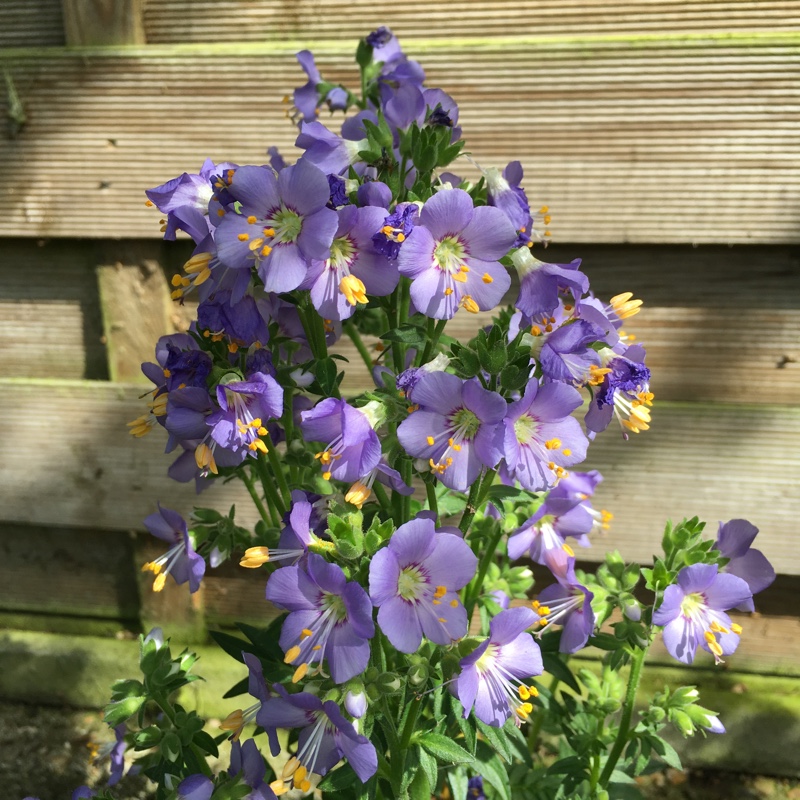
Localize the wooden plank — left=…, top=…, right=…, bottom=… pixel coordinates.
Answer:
left=0, top=523, right=140, bottom=620
left=61, top=0, right=144, bottom=46
left=0, top=380, right=798, bottom=573
left=1, top=40, right=799, bottom=242
left=140, top=2, right=800, bottom=43
left=0, top=239, right=108, bottom=380
left=0, top=0, right=65, bottom=48
left=95, top=242, right=176, bottom=383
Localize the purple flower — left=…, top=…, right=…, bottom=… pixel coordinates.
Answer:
left=486, top=162, right=531, bottom=233
left=345, top=457, right=414, bottom=510
left=292, top=50, right=349, bottom=124
left=257, top=687, right=377, bottom=786
left=398, top=371, right=506, bottom=492
left=502, top=380, right=588, bottom=492
left=142, top=504, right=205, bottom=593
left=467, top=776, right=487, bottom=799
left=301, top=204, right=398, bottom=321
left=372, top=202, right=417, bottom=260
left=369, top=516, right=477, bottom=652
left=397, top=189, right=515, bottom=319
left=266, top=553, right=375, bottom=684
left=214, top=161, right=339, bottom=293
left=196, top=291, right=271, bottom=352
left=228, top=738, right=279, bottom=799
left=296, top=121, right=365, bottom=175
left=455, top=607, right=543, bottom=727
left=507, top=493, right=593, bottom=575
left=300, top=398, right=382, bottom=483
left=146, top=157, right=236, bottom=243
left=653, top=564, right=752, bottom=665
left=535, top=560, right=596, bottom=653
left=714, top=519, right=775, bottom=611
left=207, top=372, right=283, bottom=457
left=219, top=653, right=277, bottom=749
left=585, top=345, right=654, bottom=437
left=344, top=689, right=368, bottom=718
left=510, top=246, right=589, bottom=320
left=177, top=775, right=214, bottom=800
left=548, top=470, right=613, bottom=535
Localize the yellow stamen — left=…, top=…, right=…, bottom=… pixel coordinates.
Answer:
left=237, top=232, right=250, bottom=242
left=284, top=646, right=302, bottom=664
left=153, top=573, right=167, bottom=592
left=292, top=663, right=309, bottom=682
left=340, top=275, right=368, bottom=306
left=345, top=481, right=371, bottom=509
left=444, top=287, right=454, bottom=295
left=482, top=273, right=493, bottom=284
left=731, top=622, right=743, bottom=635
left=426, top=436, right=435, bottom=446
left=240, top=546, right=271, bottom=568
left=461, top=296, right=480, bottom=313
left=246, top=215, right=257, bottom=224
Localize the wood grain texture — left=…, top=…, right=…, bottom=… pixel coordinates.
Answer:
left=0, top=380, right=798, bottom=572
left=1, top=37, right=799, bottom=242
left=61, top=0, right=144, bottom=46
left=0, top=0, right=65, bottom=48
left=0, top=239, right=108, bottom=380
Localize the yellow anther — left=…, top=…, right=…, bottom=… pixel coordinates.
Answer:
left=219, top=709, right=244, bottom=731
left=270, top=779, right=289, bottom=796
left=312, top=645, right=322, bottom=651
left=461, top=296, right=480, bottom=313
left=531, top=325, right=541, bottom=336
left=562, top=543, right=575, bottom=557
left=194, top=443, right=218, bottom=475
left=539, top=205, right=549, bottom=214
left=450, top=599, right=458, bottom=607
left=731, top=623, right=743, bottom=635
left=544, top=438, right=561, bottom=450
left=708, top=640, right=723, bottom=658
left=145, top=199, right=154, bottom=207
left=246, top=215, right=257, bottom=224
left=170, top=289, right=184, bottom=300
left=142, top=561, right=161, bottom=575
left=340, top=275, right=368, bottom=306
left=434, top=585, right=447, bottom=599
left=459, top=264, right=470, bottom=272
left=520, top=702, right=533, bottom=714
left=444, top=287, right=454, bottom=296
left=248, top=237, right=265, bottom=251
left=396, top=232, right=405, bottom=242
left=292, top=663, right=309, bottom=682
left=408, top=404, right=419, bottom=413
left=518, top=685, right=530, bottom=700
left=704, top=631, right=717, bottom=644
left=299, top=629, right=313, bottom=640
left=543, top=215, right=552, bottom=224
left=433, top=599, right=441, bottom=606
left=345, top=481, right=371, bottom=509
left=248, top=439, right=268, bottom=454
left=263, top=227, right=276, bottom=237
left=322, top=471, right=332, bottom=481
left=535, top=604, right=551, bottom=617
left=609, top=291, right=643, bottom=319
left=260, top=245, right=273, bottom=257
left=229, top=342, right=240, bottom=354
left=240, top=546, right=271, bottom=568
left=153, top=573, right=167, bottom=593
left=426, top=436, right=435, bottom=446
left=294, top=766, right=308, bottom=784
left=282, top=757, right=300, bottom=779
left=710, top=620, right=729, bottom=634
left=381, top=225, right=393, bottom=235
left=562, top=448, right=572, bottom=456
left=452, top=271, right=468, bottom=283
left=237, top=233, right=250, bottom=242
left=170, top=273, right=183, bottom=287
left=284, top=646, right=302, bottom=664
left=528, top=685, right=539, bottom=697
left=482, top=273, right=493, bottom=284
left=438, top=617, right=447, bottom=623
left=217, top=208, right=226, bottom=217
left=299, top=780, right=312, bottom=792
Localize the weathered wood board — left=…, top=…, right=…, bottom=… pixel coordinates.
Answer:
left=3, top=1, right=799, bottom=50
left=1, top=38, right=799, bottom=242
left=0, top=380, right=797, bottom=572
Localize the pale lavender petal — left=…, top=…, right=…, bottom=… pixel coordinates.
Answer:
left=652, top=584, right=684, bottom=626
left=409, top=371, right=464, bottom=413
left=378, top=597, right=423, bottom=652
left=297, top=207, right=339, bottom=260
left=676, top=563, right=719, bottom=595
left=425, top=534, right=478, bottom=590
left=703, top=572, right=752, bottom=611
left=265, top=565, right=319, bottom=611
left=716, top=519, right=759, bottom=558
left=460, top=205, right=517, bottom=260
left=278, top=158, right=331, bottom=217
left=726, top=549, right=775, bottom=598
left=462, top=259, right=511, bottom=311
left=229, top=165, right=279, bottom=215
left=419, top=189, right=473, bottom=240
left=456, top=666, right=479, bottom=717
left=389, top=517, right=437, bottom=566
left=369, top=547, right=400, bottom=605
left=327, top=625, right=371, bottom=683
left=337, top=731, right=378, bottom=782
left=489, top=607, right=537, bottom=645
left=398, top=410, right=448, bottom=460
left=259, top=242, right=309, bottom=293
left=396, top=225, right=436, bottom=279
left=662, top=616, right=699, bottom=665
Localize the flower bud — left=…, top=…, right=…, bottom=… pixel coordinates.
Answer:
left=671, top=709, right=695, bottom=737
left=344, top=689, right=368, bottom=718
left=407, top=664, right=429, bottom=687
left=376, top=672, right=402, bottom=695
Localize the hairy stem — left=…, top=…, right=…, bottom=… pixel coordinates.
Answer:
left=240, top=469, right=274, bottom=527
left=344, top=320, right=375, bottom=374
left=264, top=431, right=292, bottom=508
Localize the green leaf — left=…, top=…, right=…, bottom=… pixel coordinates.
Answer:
left=448, top=767, right=469, bottom=800
left=103, top=695, right=144, bottom=727
left=409, top=765, right=431, bottom=800
left=542, top=651, right=581, bottom=694
left=418, top=746, right=438, bottom=789
left=222, top=676, right=249, bottom=699
left=475, top=720, right=513, bottom=762
left=192, top=730, right=219, bottom=758
left=414, top=144, right=438, bottom=174
left=475, top=743, right=511, bottom=800
left=160, top=731, right=182, bottom=763
left=381, top=324, right=427, bottom=347
left=313, top=357, right=340, bottom=396
left=418, top=732, right=475, bottom=765
left=317, top=764, right=359, bottom=793
left=208, top=630, right=252, bottom=663
left=651, top=737, right=683, bottom=770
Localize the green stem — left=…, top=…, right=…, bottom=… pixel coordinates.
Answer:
left=528, top=673, right=560, bottom=753
left=256, top=457, right=286, bottom=520
left=241, top=470, right=272, bottom=527
left=464, top=521, right=504, bottom=622
left=425, top=479, right=439, bottom=525
left=459, top=468, right=496, bottom=536
left=399, top=696, right=421, bottom=751
left=418, top=318, right=448, bottom=366
left=401, top=458, right=413, bottom=523
left=264, top=432, right=291, bottom=508
left=598, top=639, right=651, bottom=788
left=372, top=481, right=392, bottom=515
left=589, top=753, right=601, bottom=794
left=344, top=321, right=374, bottom=374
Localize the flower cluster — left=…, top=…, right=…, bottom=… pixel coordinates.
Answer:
left=87, top=26, right=779, bottom=800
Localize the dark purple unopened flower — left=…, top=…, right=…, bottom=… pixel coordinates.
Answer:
left=510, top=246, right=589, bottom=319
left=653, top=563, right=752, bottom=665
left=534, top=560, right=596, bottom=653
left=142, top=504, right=205, bottom=593
left=468, top=776, right=487, bottom=799
left=208, top=372, right=283, bottom=458
left=327, top=174, right=349, bottom=209
left=398, top=371, right=506, bottom=492
left=257, top=687, right=377, bottom=788
left=369, top=516, right=477, bottom=652
left=714, top=519, right=775, bottom=611
left=228, top=738, right=279, bottom=799
left=266, top=553, right=375, bottom=684
left=146, top=157, right=236, bottom=243
left=300, top=398, right=382, bottom=483
left=302, top=204, right=398, bottom=321
left=177, top=774, right=214, bottom=800
left=502, top=379, right=588, bottom=492
left=456, top=607, right=543, bottom=727
left=196, top=290, right=271, bottom=353
left=584, top=345, right=654, bottom=437
left=214, top=161, right=339, bottom=293
left=397, top=189, right=515, bottom=319
left=372, top=202, right=417, bottom=260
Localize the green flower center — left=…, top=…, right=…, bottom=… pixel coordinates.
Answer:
left=475, top=643, right=498, bottom=673
left=329, top=235, right=355, bottom=269
left=514, top=413, right=538, bottom=444
left=680, top=592, right=705, bottom=618
left=450, top=407, right=481, bottom=439
left=398, top=566, right=425, bottom=601
left=322, top=593, right=347, bottom=620
left=269, top=207, right=303, bottom=243
left=434, top=235, right=466, bottom=273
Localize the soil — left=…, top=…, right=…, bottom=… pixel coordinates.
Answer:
left=2, top=700, right=798, bottom=800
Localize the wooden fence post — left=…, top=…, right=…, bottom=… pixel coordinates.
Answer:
left=61, top=0, right=145, bottom=46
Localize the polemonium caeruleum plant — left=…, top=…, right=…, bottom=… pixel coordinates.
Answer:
left=53, top=28, right=775, bottom=800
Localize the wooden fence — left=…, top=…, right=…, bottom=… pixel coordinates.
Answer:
left=0, top=1, right=799, bottom=680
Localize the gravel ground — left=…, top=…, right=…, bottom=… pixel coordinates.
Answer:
left=2, top=700, right=798, bottom=800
